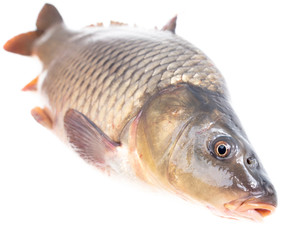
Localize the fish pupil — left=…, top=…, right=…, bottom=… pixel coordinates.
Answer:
left=218, top=145, right=227, bottom=155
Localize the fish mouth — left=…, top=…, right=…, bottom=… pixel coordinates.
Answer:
left=224, top=197, right=276, bottom=221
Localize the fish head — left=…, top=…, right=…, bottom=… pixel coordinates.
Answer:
left=136, top=85, right=277, bottom=221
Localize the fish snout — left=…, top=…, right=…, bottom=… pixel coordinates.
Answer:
left=251, top=176, right=278, bottom=210
left=262, top=179, right=277, bottom=200
left=242, top=191, right=277, bottom=218
left=224, top=175, right=277, bottom=220
left=251, top=181, right=277, bottom=217
left=224, top=188, right=277, bottom=221
left=244, top=156, right=277, bottom=213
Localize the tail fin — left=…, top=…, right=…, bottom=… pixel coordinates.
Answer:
left=4, top=30, right=43, bottom=56
left=4, top=4, right=63, bottom=56
left=36, top=3, right=63, bottom=31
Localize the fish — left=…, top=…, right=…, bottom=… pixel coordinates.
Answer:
left=4, top=3, right=277, bottom=221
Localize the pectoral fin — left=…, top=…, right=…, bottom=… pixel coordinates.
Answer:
left=64, top=109, right=120, bottom=170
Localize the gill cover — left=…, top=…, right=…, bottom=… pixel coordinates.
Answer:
left=136, top=84, right=277, bottom=214
left=136, top=85, right=211, bottom=185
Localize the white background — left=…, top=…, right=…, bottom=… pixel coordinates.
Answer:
left=1, top=0, right=296, bottom=239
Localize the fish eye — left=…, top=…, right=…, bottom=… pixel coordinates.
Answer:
left=209, top=137, right=235, bottom=159
left=214, top=141, right=231, bottom=158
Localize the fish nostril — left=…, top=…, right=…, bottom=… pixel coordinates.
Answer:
left=246, top=157, right=257, bottom=168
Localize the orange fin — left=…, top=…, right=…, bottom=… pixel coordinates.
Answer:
left=87, top=22, right=104, bottom=28
left=110, top=20, right=128, bottom=26
left=161, top=15, right=177, bottom=34
left=31, top=107, right=53, bottom=129
left=3, top=4, right=63, bottom=56
left=22, top=76, right=39, bottom=91
left=3, top=30, right=42, bottom=56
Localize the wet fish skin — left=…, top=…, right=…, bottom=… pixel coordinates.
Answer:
left=136, top=85, right=277, bottom=215
left=37, top=25, right=225, bottom=142
left=4, top=4, right=277, bottom=221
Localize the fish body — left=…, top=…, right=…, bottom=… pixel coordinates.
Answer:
left=37, top=22, right=225, bottom=142
left=4, top=4, right=277, bottom=221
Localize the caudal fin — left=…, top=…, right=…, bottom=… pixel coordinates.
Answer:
left=36, top=3, right=63, bottom=31
left=4, top=30, right=43, bottom=56
left=3, top=3, right=63, bottom=56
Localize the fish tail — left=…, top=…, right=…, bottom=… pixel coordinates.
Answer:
left=3, top=3, right=63, bottom=56
left=36, top=3, right=63, bottom=31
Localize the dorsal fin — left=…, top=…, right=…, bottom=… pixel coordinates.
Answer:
left=36, top=3, right=63, bottom=31
left=161, top=15, right=177, bottom=34
left=110, top=20, right=128, bottom=26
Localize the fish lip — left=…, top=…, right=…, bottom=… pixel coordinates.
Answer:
left=224, top=197, right=276, bottom=221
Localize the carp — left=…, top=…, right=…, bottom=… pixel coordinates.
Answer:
left=4, top=4, right=277, bottom=221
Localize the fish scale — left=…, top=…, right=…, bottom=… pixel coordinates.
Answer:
left=5, top=4, right=277, bottom=221
left=40, top=27, right=224, bottom=141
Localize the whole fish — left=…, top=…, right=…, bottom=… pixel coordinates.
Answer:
left=4, top=4, right=277, bottom=221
